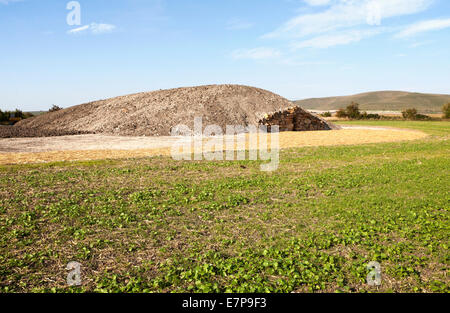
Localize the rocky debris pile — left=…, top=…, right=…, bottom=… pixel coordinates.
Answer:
left=259, top=106, right=339, bottom=132
left=10, top=85, right=337, bottom=138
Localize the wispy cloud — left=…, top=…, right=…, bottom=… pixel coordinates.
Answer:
left=231, top=47, right=281, bottom=60
left=396, top=18, right=450, bottom=38
left=279, top=58, right=332, bottom=66
left=67, top=23, right=116, bottom=35
left=226, top=18, right=254, bottom=30
left=231, top=49, right=331, bottom=66
left=264, top=0, right=432, bottom=39
left=68, top=25, right=90, bottom=35
left=303, top=0, right=331, bottom=6
left=232, top=0, right=437, bottom=64
left=90, top=23, right=116, bottom=34
left=291, top=29, right=383, bottom=49
left=409, top=40, right=433, bottom=48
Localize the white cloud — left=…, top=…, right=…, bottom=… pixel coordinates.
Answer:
left=90, top=23, right=116, bottom=34
left=396, top=18, right=450, bottom=38
left=303, top=0, right=331, bottom=6
left=292, top=29, right=382, bottom=48
left=231, top=47, right=281, bottom=60
left=264, top=0, right=433, bottom=39
left=230, top=0, right=436, bottom=63
left=67, top=25, right=90, bottom=34
left=226, top=18, right=254, bottom=30
left=279, top=58, right=331, bottom=66
left=67, top=23, right=116, bottom=35
left=409, top=40, right=433, bottom=48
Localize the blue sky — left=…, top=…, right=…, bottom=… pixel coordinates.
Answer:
left=1, top=0, right=450, bottom=111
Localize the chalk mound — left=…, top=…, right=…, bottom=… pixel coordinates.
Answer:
left=12, top=84, right=335, bottom=137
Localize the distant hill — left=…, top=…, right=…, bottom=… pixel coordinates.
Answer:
left=27, top=111, right=46, bottom=116
left=294, top=91, right=450, bottom=113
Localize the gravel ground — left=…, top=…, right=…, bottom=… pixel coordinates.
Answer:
left=0, top=134, right=180, bottom=153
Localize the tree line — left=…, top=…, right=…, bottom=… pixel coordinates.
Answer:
left=323, top=102, right=450, bottom=120
left=0, top=105, right=63, bottom=125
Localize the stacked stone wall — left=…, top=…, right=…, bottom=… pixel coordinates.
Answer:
left=259, top=106, right=333, bottom=132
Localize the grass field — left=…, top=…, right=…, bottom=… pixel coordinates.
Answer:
left=0, top=121, right=448, bottom=293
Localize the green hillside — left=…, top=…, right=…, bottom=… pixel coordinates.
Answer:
left=294, top=91, right=450, bottom=113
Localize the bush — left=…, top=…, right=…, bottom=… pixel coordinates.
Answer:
left=402, top=108, right=431, bottom=120
left=402, top=108, right=418, bottom=120
left=23, top=112, right=34, bottom=119
left=321, top=111, right=332, bottom=117
left=443, top=103, right=450, bottom=119
left=49, top=105, right=63, bottom=112
left=335, top=108, right=347, bottom=118
left=346, top=102, right=361, bottom=119
left=367, top=113, right=381, bottom=119
left=415, top=114, right=431, bottom=120
left=0, top=109, right=30, bottom=124
left=335, top=102, right=361, bottom=119
left=360, top=112, right=381, bottom=120
left=13, top=109, right=25, bottom=119
left=0, top=110, right=8, bottom=122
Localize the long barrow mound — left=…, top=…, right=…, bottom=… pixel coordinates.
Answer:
left=9, top=85, right=335, bottom=137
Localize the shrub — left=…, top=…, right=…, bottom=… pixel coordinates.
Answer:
left=360, top=112, right=381, bottom=120
left=415, top=113, right=431, bottom=120
left=0, top=109, right=30, bottom=124
left=321, top=111, right=332, bottom=117
left=23, top=112, right=34, bottom=119
left=402, top=108, right=431, bottom=120
left=49, top=105, right=63, bottom=112
left=335, top=102, right=361, bottom=119
left=345, top=102, right=361, bottom=119
left=13, top=109, right=25, bottom=119
left=335, top=108, right=347, bottom=118
left=0, top=110, right=8, bottom=122
left=402, top=108, right=418, bottom=120
left=443, top=103, right=450, bottom=119
left=366, top=113, right=381, bottom=119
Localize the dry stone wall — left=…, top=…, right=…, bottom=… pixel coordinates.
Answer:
left=259, top=106, right=335, bottom=132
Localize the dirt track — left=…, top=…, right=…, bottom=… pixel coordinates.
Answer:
left=0, top=127, right=428, bottom=165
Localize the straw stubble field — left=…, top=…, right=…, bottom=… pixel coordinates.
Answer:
left=0, top=127, right=428, bottom=165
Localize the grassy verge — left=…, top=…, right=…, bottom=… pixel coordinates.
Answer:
left=336, top=120, right=450, bottom=136
left=0, top=121, right=448, bottom=293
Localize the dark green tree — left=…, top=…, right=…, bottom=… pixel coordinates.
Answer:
left=13, top=109, right=24, bottom=119
left=345, top=102, right=361, bottom=119
left=402, top=108, right=417, bottom=120
left=0, top=110, right=10, bottom=122
left=443, top=103, right=450, bottom=119
left=335, top=108, right=347, bottom=118
left=49, top=105, right=63, bottom=112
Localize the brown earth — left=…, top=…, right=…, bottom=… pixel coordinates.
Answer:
left=10, top=85, right=334, bottom=138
